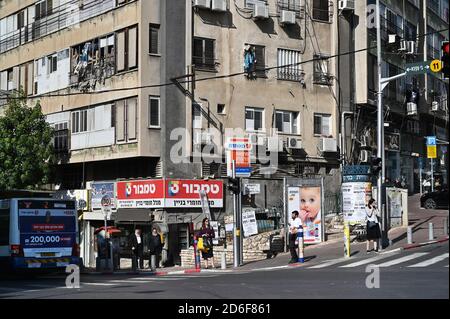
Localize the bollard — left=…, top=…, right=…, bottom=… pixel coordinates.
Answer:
left=221, top=251, right=226, bottom=270
left=193, top=236, right=201, bottom=270
left=344, top=222, right=351, bottom=258
left=429, top=223, right=434, bottom=241
left=407, top=226, right=413, bottom=244
left=444, top=218, right=448, bottom=236
left=297, top=225, right=304, bottom=263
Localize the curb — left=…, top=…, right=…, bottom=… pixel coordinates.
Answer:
left=81, top=268, right=222, bottom=276
left=402, top=236, right=449, bottom=250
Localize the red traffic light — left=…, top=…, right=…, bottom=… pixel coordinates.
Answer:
left=442, top=42, right=450, bottom=54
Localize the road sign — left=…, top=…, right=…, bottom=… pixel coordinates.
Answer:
left=405, top=61, right=431, bottom=75
left=426, top=136, right=436, bottom=146
left=427, top=145, right=437, bottom=158
left=430, top=59, right=443, bottom=73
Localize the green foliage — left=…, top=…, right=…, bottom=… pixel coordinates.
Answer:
left=0, top=90, right=55, bottom=190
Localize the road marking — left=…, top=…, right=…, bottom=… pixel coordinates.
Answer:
left=308, top=258, right=350, bottom=269
left=408, top=253, right=449, bottom=268
left=83, top=282, right=117, bottom=286
left=109, top=280, right=148, bottom=284
left=377, top=253, right=429, bottom=267
left=340, top=252, right=399, bottom=268
left=253, top=266, right=289, bottom=271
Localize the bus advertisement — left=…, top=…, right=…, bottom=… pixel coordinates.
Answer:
left=0, top=198, right=80, bottom=271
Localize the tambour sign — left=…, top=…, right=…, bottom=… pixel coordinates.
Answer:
left=116, top=179, right=223, bottom=208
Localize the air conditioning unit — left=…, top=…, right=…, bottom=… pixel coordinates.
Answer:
left=431, top=101, right=439, bottom=112
left=405, top=41, right=416, bottom=55
left=406, top=102, right=417, bottom=116
left=211, top=0, right=227, bottom=11
left=287, top=137, right=302, bottom=149
left=266, top=136, right=283, bottom=152
left=253, top=1, right=269, bottom=19
left=280, top=10, right=296, bottom=25
left=193, top=131, right=213, bottom=144
left=193, top=0, right=211, bottom=9
left=249, top=133, right=266, bottom=146
left=359, top=150, right=370, bottom=163
left=399, top=40, right=407, bottom=51
left=338, top=0, right=355, bottom=11
left=319, top=137, right=337, bottom=152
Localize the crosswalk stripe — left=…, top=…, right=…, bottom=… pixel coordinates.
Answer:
left=110, top=280, right=148, bottom=284
left=340, top=252, right=399, bottom=268
left=308, top=258, right=350, bottom=269
left=408, top=253, right=449, bottom=268
left=377, top=253, right=429, bottom=267
left=83, top=282, right=117, bottom=286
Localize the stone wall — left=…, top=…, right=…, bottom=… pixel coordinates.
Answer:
left=181, top=229, right=284, bottom=268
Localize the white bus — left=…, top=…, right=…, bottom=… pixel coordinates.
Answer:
left=0, top=198, right=80, bottom=271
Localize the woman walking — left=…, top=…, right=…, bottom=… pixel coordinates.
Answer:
left=365, top=198, right=381, bottom=253
left=198, top=217, right=216, bottom=269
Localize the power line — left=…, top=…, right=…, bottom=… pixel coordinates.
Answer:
left=2, top=28, right=448, bottom=101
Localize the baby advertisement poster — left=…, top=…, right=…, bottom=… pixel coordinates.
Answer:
left=287, top=186, right=323, bottom=244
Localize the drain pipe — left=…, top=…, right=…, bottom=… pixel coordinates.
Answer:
left=340, top=112, right=354, bottom=169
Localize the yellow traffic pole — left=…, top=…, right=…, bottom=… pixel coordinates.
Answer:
left=344, top=222, right=351, bottom=258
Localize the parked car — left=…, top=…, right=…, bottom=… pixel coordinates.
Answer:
left=420, top=189, right=449, bottom=209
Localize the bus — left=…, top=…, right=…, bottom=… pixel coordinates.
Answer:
left=0, top=198, right=80, bottom=271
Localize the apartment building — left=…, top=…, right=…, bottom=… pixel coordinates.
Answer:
left=338, top=0, right=449, bottom=194
left=0, top=0, right=340, bottom=266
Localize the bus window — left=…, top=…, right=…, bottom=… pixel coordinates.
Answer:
left=0, top=207, right=9, bottom=246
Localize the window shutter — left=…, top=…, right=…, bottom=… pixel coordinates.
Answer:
left=127, top=98, right=137, bottom=140
left=26, top=62, right=34, bottom=95
left=254, top=46, right=264, bottom=68
left=322, top=116, right=331, bottom=136
left=116, top=31, right=126, bottom=72
left=314, top=115, right=322, bottom=135
left=149, top=26, right=159, bottom=54
left=275, top=112, right=283, bottom=132
left=204, top=39, right=214, bottom=65
left=128, top=27, right=137, bottom=69
left=149, top=98, right=160, bottom=127
left=116, top=100, right=125, bottom=142
left=193, top=38, right=203, bottom=66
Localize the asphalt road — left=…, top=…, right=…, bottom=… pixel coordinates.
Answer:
left=0, top=242, right=448, bottom=299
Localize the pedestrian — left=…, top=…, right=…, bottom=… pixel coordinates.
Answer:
left=130, top=228, right=144, bottom=270
left=149, top=227, right=163, bottom=272
left=288, top=210, right=302, bottom=264
left=365, top=199, right=381, bottom=253
left=198, top=217, right=215, bottom=269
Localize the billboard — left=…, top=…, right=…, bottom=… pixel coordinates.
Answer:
left=91, top=182, right=116, bottom=210
left=226, top=137, right=252, bottom=177
left=116, top=179, right=224, bottom=209
left=342, top=182, right=372, bottom=225
left=116, top=179, right=165, bottom=208
left=287, top=185, right=323, bottom=244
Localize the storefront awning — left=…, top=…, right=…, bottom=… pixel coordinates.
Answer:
left=114, top=208, right=153, bottom=223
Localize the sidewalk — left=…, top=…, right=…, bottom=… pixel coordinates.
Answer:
left=81, top=195, right=448, bottom=275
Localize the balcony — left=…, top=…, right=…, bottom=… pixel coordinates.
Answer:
left=277, top=0, right=302, bottom=18
left=313, top=72, right=333, bottom=86
left=277, top=68, right=304, bottom=82
left=368, top=15, right=403, bottom=41
left=70, top=54, right=115, bottom=91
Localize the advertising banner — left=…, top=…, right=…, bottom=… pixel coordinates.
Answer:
left=91, top=182, right=116, bottom=210
left=18, top=200, right=77, bottom=250
left=165, top=180, right=223, bottom=208
left=116, top=179, right=165, bottom=208
left=287, top=185, right=323, bottom=244
left=342, top=182, right=372, bottom=225
left=226, top=137, right=252, bottom=177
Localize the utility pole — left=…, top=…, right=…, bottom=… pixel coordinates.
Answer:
left=232, top=160, right=240, bottom=267
left=376, top=0, right=386, bottom=249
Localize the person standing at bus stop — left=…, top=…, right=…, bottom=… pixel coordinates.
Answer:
left=130, top=228, right=144, bottom=270
left=288, top=211, right=302, bottom=264
left=149, top=227, right=163, bottom=272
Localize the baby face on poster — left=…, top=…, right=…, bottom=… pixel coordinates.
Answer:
left=299, top=187, right=321, bottom=223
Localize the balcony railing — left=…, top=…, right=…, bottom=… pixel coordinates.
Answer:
left=277, top=67, right=304, bottom=82
left=0, top=0, right=116, bottom=54
left=193, top=56, right=217, bottom=71
left=70, top=55, right=115, bottom=90
left=313, top=72, right=333, bottom=86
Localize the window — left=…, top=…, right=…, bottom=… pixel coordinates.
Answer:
left=217, top=104, right=226, bottom=115
left=115, top=97, right=137, bottom=143
left=313, top=54, right=332, bottom=86
left=71, top=109, right=88, bottom=134
left=149, top=24, right=159, bottom=55
left=277, top=48, right=302, bottom=81
left=0, top=206, right=9, bottom=245
left=54, top=122, right=69, bottom=153
left=47, top=54, right=57, bottom=74
left=149, top=96, right=160, bottom=128
left=245, top=107, right=264, bottom=132
left=245, top=0, right=268, bottom=9
left=314, top=114, right=332, bottom=136
left=244, top=44, right=266, bottom=78
left=35, top=0, right=53, bottom=20
left=312, top=0, right=330, bottom=22
left=116, top=26, right=138, bottom=73
left=275, top=111, right=299, bottom=134
left=193, top=37, right=216, bottom=71
left=193, top=103, right=203, bottom=129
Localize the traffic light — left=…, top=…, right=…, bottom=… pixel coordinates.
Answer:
left=227, top=177, right=240, bottom=195
left=441, top=41, right=450, bottom=78
left=371, top=156, right=382, bottom=176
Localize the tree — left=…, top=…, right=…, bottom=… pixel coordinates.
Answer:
left=0, top=91, right=55, bottom=190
